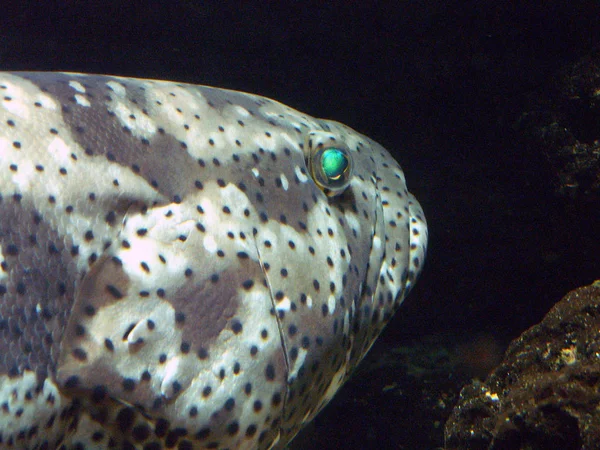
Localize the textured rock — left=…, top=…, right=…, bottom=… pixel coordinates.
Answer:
left=445, top=282, right=600, bottom=450
left=517, top=48, right=600, bottom=203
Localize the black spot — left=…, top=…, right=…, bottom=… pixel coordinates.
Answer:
left=154, top=418, right=169, bottom=438
left=231, top=320, right=243, bottom=334
left=104, top=338, right=115, bottom=351
left=116, top=407, right=135, bottom=432
left=197, top=347, right=209, bottom=360
left=64, top=376, right=80, bottom=389
left=196, top=427, right=210, bottom=440
left=72, top=348, right=87, bottom=361
left=132, top=424, right=151, bottom=442
left=224, top=397, right=235, bottom=411
left=92, top=385, right=107, bottom=403
left=226, top=421, right=239, bottom=436
left=122, top=378, right=136, bottom=391
left=105, top=211, right=116, bottom=225
left=265, top=364, right=275, bottom=381
left=271, top=392, right=282, bottom=406
left=172, top=380, right=182, bottom=394
left=106, top=285, right=123, bottom=299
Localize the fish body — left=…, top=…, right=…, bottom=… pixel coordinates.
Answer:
left=0, top=72, right=427, bottom=449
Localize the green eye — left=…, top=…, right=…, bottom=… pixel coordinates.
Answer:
left=305, top=131, right=354, bottom=196
left=321, top=148, right=349, bottom=181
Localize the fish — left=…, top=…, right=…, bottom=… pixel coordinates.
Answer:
left=0, top=72, right=427, bottom=449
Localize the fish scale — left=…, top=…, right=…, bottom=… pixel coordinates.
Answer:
left=0, top=72, right=427, bottom=449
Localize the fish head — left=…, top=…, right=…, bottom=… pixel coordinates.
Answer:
left=0, top=72, right=426, bottom=449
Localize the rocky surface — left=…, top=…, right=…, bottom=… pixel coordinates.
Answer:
left=518, top=48, right=600, bottom=204
left=445, top=282, right=600, bottom=449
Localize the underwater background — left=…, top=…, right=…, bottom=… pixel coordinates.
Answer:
left=1, top=1, right=599, bottom=448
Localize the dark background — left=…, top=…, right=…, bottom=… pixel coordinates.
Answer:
left=2, top=2, right=600, bottom=448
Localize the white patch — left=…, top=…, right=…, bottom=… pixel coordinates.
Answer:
left=199, top=197, right=219, bottom=227
left=275, top=296, right=291, bottom=313
left=10, top=162, right=35, bottom=192
left=203, top=234, right=217, bottom=253
left=106, top=80, right=126, bottom=97
left=281, top=132, right=302, bottom=151
left=344, top=209, right=361, bottom=234
left=294, top=165, right=308, bottom=182
left=232, top=105, right=250, bottom=117
left=0, top=136, right=9, bottom=157
left=306, top=295, right=313, bottom=309
left=251, top=167, right=260, bottom=178
left=74, top=94, right=90, bottom=107
left=280, top=173, right=289, bottom=191
left=0, top=78, right=56, bottom=118
left=68, top=80, right=86, bottom=93
left=161, top=357, right=181, bottom=398
left=288, top=347, right=308, bottom=382
left=373, top=234, right=382, bottom=250
left=112, top=102, right=157, bottom=137
left=48, top=136, right=73, bottom=163
left=2, top=94, right=30, bottom=117
left=0, top=371, right=64, bottom=443
left=327, top=294, right=336, bottom=314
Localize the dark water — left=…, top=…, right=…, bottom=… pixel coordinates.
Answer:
left=1, top=2, right=599, bottom=448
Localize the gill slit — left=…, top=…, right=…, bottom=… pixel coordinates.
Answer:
left=253, top=233, right=290, bottom=430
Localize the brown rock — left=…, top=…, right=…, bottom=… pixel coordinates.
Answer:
left=445, top=282, right=600, bottom=450
left=517, top=48, right=600, bottom=204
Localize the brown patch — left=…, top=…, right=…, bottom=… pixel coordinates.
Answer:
left=56, top=253, right=131, bottom=392
left=168, top=258, right=267, bottom=355
left=23, top=73, right=200, bottom=202
left=0, top=197, right=78, bottom=378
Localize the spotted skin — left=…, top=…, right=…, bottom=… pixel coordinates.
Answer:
left=0, top=72, right=427, bottom=449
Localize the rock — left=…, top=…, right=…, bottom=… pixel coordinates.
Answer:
left=445, top=282, right=600, bottom=450
left=517, top=48, right=600, bottom=204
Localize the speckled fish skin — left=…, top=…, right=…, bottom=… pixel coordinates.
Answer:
left=0, top=72, right=427, bottom=449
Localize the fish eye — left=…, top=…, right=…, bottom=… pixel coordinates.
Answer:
left=306, top=132, right=353, bottom=196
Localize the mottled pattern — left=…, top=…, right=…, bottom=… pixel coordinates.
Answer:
left=0, top=72, right=427, bottom=449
